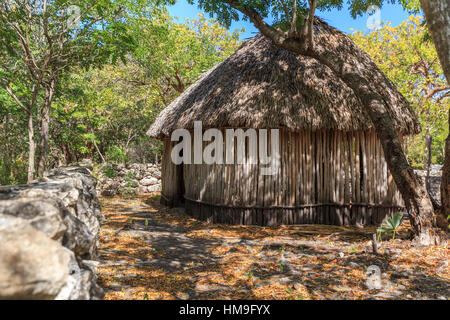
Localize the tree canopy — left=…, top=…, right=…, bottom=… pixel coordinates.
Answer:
left=0, top=5, right=242, bottom=184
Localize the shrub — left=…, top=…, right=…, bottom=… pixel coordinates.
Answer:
left=377, top=212, right=404, bottom=241
left=105, top=146, right=128, bottom=163
left=101, top=164, right=116, bottom=178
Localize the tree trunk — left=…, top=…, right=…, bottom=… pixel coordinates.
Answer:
left=1, top=112, right=12, bottom=184
left=338, top=74, right=438, bottom=245
left=2, top=82, right=40, bottom=183
left=37, top=98, right=50, bottom=177
left=91, top=130, right=106, bottom=164
left=62, top=144, right=73, bottom=165
left=419, top=0, right=450, bottom=83
left=442, top=111, right=450, bottom=220
left=27, top=110, right=35, bottom=183
left=37, top=79, right=55, bottom=177
left=425, top=131, right=432, bottom=193
left=419, top=0, right=450, bottom=232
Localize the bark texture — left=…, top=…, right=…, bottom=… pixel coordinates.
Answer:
left=419, top=0, right=450, bottom=82
left=419, top=0, right=450, bottom=232
left=38, top=78, right=56, bottom=177
left=27, top=111, right=35, bottom=183
left=441, top=113, right=450, bottom=221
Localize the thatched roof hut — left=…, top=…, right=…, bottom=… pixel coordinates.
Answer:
left=147, top=30, right=418, bottom=227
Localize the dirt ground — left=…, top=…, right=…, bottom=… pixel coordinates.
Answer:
left=97, top=194, right=449, bottom=300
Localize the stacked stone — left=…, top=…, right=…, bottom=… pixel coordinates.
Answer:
left=95, top=163, right=162, bottom=196
left=414, top=167, right=443, bottom=205
left=0, top=165, right=104, bottom=300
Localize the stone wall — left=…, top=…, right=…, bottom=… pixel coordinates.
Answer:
left=0, top=165, right=104, bottom=300
left=414, top=169, right=442, bottom=205
left=94, top=163, right=161, bottom=196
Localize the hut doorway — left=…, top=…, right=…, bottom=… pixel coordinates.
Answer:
left=160, top=140, right=185, bottom=207
left=177, top=159, right=185, bottom=206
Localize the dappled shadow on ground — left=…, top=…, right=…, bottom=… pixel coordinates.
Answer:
left=97, top=194, right=449, bottom=300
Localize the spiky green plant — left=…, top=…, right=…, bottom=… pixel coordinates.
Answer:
left=377, top=212, right=403, bottom=241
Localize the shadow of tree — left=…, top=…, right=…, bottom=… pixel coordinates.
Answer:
left=99, top=195, right=448, bottom=300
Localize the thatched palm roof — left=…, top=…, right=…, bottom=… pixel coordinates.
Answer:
left=147, top=24, right=420, bottom=139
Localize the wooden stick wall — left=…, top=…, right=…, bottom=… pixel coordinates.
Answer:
left=162, top=129, right=405, bottom=226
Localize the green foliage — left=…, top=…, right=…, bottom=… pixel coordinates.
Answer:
left=349, top=247, right=359, bottom=253
left=124, top=172, right=137, bottom=181
left=351, top=16, right=449, bottom=167
left=0, top=158, right=28, bottom=185
left=129, top=12, right=242, bottom=103
left=102, top=164, right=117, bottom=179
left=121, top=186, right=137, bottom=196
left=189, top=0, right=411, bottom=28
left=377, top=212, right=404, bottom=240
left=0, top=89, right=30, bottom=185
left=49, top=12, right=242, bottom=166
left=399, top=0, right=421, bottom=13
left=123, top=172, right=138, bottom=190
left=0, top=0, right=172, bottom=181
left=1, top=6, right=242, bottom=185
left=106, top=146, right=128, bottom=163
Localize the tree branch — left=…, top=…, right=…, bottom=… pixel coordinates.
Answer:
left=279, top=0, right=291, bottom=25
left=0, top=83, right=30, bottom=115
left=291, top=0, right=298, bottom=35
left=222, top=0, right=287, bottom=46
left=302, top=0, right=317, bottom=49
left=426, top=85, right=450, bottom=99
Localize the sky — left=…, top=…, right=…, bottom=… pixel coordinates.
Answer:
left=168, top=0, right=419, bottom=40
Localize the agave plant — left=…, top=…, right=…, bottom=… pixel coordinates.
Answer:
left=377, top=212, right=404, bottom=241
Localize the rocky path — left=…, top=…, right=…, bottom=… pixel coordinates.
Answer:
left=97, top=195, right=449, bottom=300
